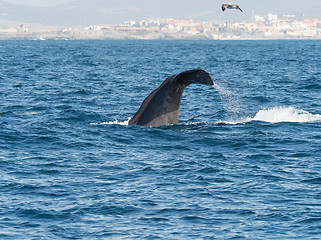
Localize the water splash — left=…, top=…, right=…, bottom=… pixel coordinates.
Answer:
left=212, top=83, right=244, bottom=120
left=212, top=83, right=321, bottom=124
left=212, top=83, right=233, bottom=100
left=218, top=107, right=321, bottom=125
left=250, top=106, right=321, bottom=123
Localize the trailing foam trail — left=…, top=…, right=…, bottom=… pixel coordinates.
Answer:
left=90, top=118, right=130, bottom=126
left=91, top=107, right=321, bottom=126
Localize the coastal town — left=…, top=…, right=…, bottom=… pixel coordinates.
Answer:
left=1, top=13, right=321, bottom=40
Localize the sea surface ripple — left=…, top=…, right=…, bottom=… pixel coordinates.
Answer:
left=1, top=40, right=321, bottom=239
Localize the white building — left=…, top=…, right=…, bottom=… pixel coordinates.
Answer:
left=267, top=14, right=278, bottom=21
left=254, top=15, right=265, bottom=22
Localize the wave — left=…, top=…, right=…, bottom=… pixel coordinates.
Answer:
left=220, top=107, right=321, bottom=125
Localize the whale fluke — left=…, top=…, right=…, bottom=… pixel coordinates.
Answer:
left=128, top=69, right=213, bottom=127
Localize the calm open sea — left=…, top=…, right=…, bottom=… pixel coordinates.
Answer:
left=1, top=40, right=321, bottom=239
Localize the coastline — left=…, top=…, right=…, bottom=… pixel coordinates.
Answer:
left=1, top=30, right=321, bottom=41
left=1, top=16, right=320, bottom=41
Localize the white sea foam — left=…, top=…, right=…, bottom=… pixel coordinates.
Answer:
left=90, top=118, right=130, bottom=126
left=250, top=106, right=321, bottom=123
left=90, top=107, right=320, bottom=126
left=218, top=107, right=321, bottom=125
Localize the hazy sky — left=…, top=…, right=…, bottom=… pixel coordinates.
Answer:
left=5, top=0, right=73, bottom=7
left=5, top=0, right=321, bottom=13
left=2, top=0, right=321, bottom=26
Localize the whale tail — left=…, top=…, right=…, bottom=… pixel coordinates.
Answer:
left=128, top=69, right=213, bottom=127
left=175, top=69, right=213, bottom=86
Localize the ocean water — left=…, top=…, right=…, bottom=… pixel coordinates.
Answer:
left=0, top=40, right=321, bottom=239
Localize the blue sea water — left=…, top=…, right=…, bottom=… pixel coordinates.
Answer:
left=0, top=40, right=321, bottom=239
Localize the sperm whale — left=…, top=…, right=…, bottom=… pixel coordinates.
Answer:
left=128, top=69, right=213, bottom=127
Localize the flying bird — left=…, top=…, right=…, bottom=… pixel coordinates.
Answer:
left=221, top=4, right=243, bottom=12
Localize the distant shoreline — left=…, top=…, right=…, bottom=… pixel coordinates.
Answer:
left=1, top=36, right=321, bottom=40
left=1, top=15, right=321, bottom=41
left=1, top=31, right=321, bottom=41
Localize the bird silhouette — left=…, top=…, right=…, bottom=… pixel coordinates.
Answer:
left=221, top=4, right=243, bottom=12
